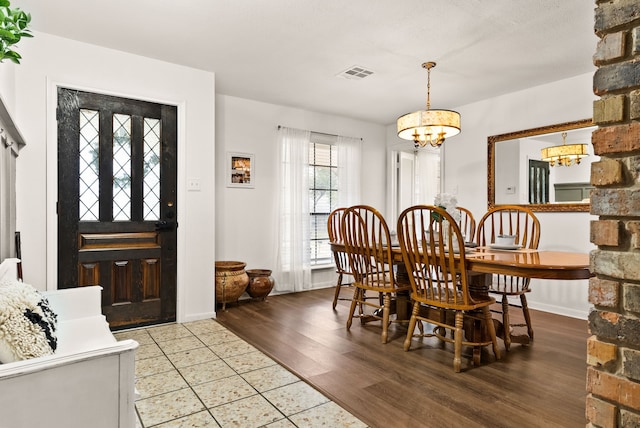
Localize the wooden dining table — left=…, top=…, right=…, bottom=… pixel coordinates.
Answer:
left=450, top=247, right=591, bottom=344
left=331, top=242, right=592, bottom=342
left=396, top=245, right=590, bottom=319
left=331, top=242, right=592, bottom=282
left=459, top=247, right=591, bottom=280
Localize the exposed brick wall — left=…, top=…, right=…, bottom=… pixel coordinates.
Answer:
left=589, top=1, right=640, bottom=426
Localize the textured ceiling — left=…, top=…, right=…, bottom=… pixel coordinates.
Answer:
left=16, top=0, right=597, bottom=125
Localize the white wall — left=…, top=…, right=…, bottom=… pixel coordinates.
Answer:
left=0, top=62, right=16, bottom=112
left=495, top=138, right=520, bottom=204
left=9, top=32, right=217, bottom=322
left=215, top=94, right=387, bottom=291
left=441, top=73, right=595, bottom=318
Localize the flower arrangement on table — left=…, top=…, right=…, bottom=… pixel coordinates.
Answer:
left=432, top=193, right=463, bottom=251
left=433, top=193, right=460, bottom=222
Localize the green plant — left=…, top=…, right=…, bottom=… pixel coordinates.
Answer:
left=0, top=0, right=31, bottom=64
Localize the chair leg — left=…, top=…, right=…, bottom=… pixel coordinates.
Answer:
left=381, top=293, right=391, bottom=344
left=332, top=272, right=343, bottom=309
left=453, top=311, right=463, bottom=373
left=346, top=287, right=360, bottom=330
left=403, top=303, right=419, bottom=351
left=357, top=288, right=366, bottom=322
left=521, top=294, right=534, bottom=340
left=484, top=306, right=501, bottom=360
left=502, top=295, right=511, bottom=351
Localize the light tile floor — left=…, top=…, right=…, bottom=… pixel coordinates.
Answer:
left=114, top=319, right=367, bottom=428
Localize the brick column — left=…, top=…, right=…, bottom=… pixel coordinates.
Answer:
left=588, top=1, right=640, bottom=426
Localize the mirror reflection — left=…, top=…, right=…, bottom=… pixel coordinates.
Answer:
left=488, top=119, right=596, bottom=212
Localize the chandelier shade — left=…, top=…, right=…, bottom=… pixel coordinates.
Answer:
left=397, top=61, right=461, bottom=148
left=397, top=109, right=461, bottom=146
left=540, top=132, right=588, bottom=167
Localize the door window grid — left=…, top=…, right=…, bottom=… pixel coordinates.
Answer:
left=309, top=142, right=337, bottom=265
left=79, top=111, right=162, bottom=222
left=143, top=118, right=161, bottom=220
left=79, top=109, right=100, bottom=221
left=113, top=114, right=132, bottom=221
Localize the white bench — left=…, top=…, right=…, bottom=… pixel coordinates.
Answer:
left=0, top=258, right=139, bottom=428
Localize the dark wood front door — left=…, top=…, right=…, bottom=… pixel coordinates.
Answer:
left=57, top=88, right=177, bottom=329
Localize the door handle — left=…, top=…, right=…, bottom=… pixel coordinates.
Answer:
left=155, top=220, right=177, bottom=231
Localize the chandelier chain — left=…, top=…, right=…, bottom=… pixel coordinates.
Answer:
left=426, top=66, right=431, bottom=110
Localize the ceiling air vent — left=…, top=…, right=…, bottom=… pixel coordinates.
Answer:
left=337, top=65, right=374, bottom=80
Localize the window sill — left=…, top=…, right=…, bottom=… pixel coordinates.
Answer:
left=311, top=264, right=335, bottom=271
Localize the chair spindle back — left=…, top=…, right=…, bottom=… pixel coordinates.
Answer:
left=341, top=205, right=395, bottom=289
left=476, top=205, right=540, bottom=292
left=476, top=205, right=540, bottom=249
left=397, top=205, right=471, bottom=307
left=328, top=207, right=350, bottom=274
left=456, top=206, right=476, bottom=243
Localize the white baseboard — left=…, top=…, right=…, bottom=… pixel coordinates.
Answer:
left=182, top=311, right=217, bottom=322
left=527, top=301, right=589, bottom=320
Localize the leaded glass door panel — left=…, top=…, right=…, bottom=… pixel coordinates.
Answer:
left=57, top=88, right=177, bottom=329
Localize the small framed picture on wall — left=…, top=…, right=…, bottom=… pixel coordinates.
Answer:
left=227, top=152, right=254, bottom=188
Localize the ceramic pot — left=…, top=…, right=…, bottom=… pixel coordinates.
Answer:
left=215, top=261, right=249, bottom=309
left=246, top=269, right=275, bottom=300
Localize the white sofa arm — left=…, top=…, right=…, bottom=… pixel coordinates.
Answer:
left=42, top=285, right=104, bottom=321
left=0, top=258, right=139, bottom=427
left=0, top=340, right=138, bottom=428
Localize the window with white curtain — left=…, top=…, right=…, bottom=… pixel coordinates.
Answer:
left=308, top=139, right=337, bottom=265
left=275, top=127, right=361, bottom=292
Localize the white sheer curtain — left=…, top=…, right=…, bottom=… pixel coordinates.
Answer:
left=273, top=127, right=312, bottom=293
left=336, top=135, right=362, bottom=207
left=415, top=148, right=441, bottom=205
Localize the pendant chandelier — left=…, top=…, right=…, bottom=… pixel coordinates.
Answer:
left=397, top=61, right=461, bottom=148
left=541, top=132, right=588, bottom=167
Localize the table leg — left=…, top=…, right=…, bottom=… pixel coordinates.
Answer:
left=467, top=272, right=503, bottom=343
left=395, top=290, right=409, bottom=321
left=467, top=271, right=531, bottom=346
left=468, top=271, right=492, bottom=298
left=394, top=264, right=412, bottom=321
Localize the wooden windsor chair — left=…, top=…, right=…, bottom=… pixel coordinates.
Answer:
left=341, top=205, right=410, bottom=344
left=328, top=208, right=356, bottom=309
left=476, top=205, right=540, bottom=350
left=397, top=205, right=500, bottom=372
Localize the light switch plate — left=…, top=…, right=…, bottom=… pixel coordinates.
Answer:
left=187, top=178, right=201, bottom=191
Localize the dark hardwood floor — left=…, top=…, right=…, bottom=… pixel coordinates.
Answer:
left=216, top=287, right=588, bottom=428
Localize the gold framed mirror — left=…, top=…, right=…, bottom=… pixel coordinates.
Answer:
left=488, top=119, right=596, bottom=213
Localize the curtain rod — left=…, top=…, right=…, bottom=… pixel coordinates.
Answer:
left=277, top=125, right=363, bottom=141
